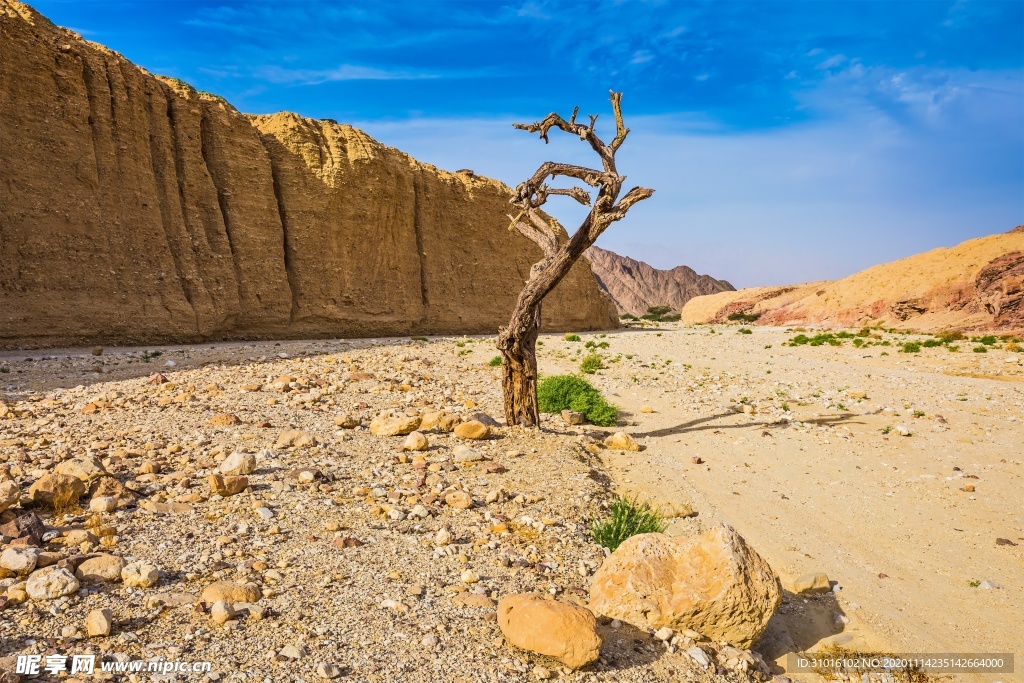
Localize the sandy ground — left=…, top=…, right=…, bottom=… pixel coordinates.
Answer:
left=1, top=324, right=1021, bottom=682
left=533, top=325, right=1022, bottom=682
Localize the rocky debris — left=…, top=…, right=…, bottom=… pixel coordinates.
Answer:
left=498, top=593, right=603, bottom=669
left=219, top=451, right=257, bottom=476
left=604, top=432, right=640, bottom=451
left=0, top=480, right=20, bottom=513
left=74, top=554, right=125, bottom=582
left=86, top=607, right=113, bottom=636
left=121, top=561, right=159, bottom=588
left=209, top=474, right=249, bottom=497
left=589, top=526, right=782, bottom=648
left=454, top=420, right=491, bottom=440
left=401, top=431, right=428, bottom=451
left=792, top=572, right=832, bottom=595
left=369, top=414, right=421, bottom=436
left=27, top=472, right=85, bottom=508
left=26, top=566, right=80, bottom=600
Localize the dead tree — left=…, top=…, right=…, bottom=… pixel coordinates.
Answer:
left=497, top=91, right=654, bottom=427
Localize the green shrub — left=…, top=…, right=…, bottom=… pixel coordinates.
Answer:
left=590, top=495, right=667, bottom=551
left=973, top=345, right=988, bottom=353
left=937, top=330, right=965, bottom=343
left=947, top=344, right=960, bottom=352
left=976, top=335, right=997, bottom=346
left=738, top=328, right=752, bottom=335
left=537, top=375, right=618, bottom=426
left=580, top=353, right=604, bottom=374
left=727, top=312, right=761, bottom=323
left=922, top=339, right=943, bottom=348
left=564, top=333, right=581, bottom=342
left=488, top=356, right=502, bottom=367
left=901, top=342, right=921, bottom=353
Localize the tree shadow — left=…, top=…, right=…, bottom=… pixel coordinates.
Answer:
left=633, top=411, right=862, bottom=439
left=753, top=589, right=850, bottom=674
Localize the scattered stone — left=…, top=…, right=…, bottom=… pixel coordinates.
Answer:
left=219, top=452, right=256, bottom=476
left=640, top=406, right=655, bottom=413
left=604, top=432, right=640, bottom=451
left=454, top=420, right=491, bottom=440
left=209, top=412, right=242, bottom=426
left=402, top=431, right=428, bottom=451
left=209, top=474, right=249, bottom=497
left=687, top=646, right=711, bottom=668
left=453, top=445, right=483, bottom=463
left=89, top=496, right=118, bottom=512
left=275, top=429, right=316, bottom=449
left=445, top=491, right=473, bottom=509
left=27, top=472, right=86, bottom=508
left=369, top=414, right=421, bottom=436
left=589, top=525, right=781, bottom=648
left=792, top=572, right=831, bottom=595
left=317, top=662, right=342, bottom=679
left=210, top=599, right=236, bottom=625
left=121, top=562, right=160, bottom=588
left=26, top=566, right=80, bottom=600
left=0, top=480, right=19, bottom=513
left=54, top=456, right=107, bottom=482
left=334, top=414, right=360, bottom=429
left=86, top=608, right=113, bottom=637
left=654, top=626, right=674, bottom=641
left=0, top=513, right=46, bottom=545
left=0, top=547, right=38, bottom=574
left=497, top=593, right=603, bottom=669
left=75, top=554, right=126, bottom=582
left=434, top=528, right=453, bottom=546
left=201, top=581, right=261, bottom=604
left=561, top=410, right=584, bottom=425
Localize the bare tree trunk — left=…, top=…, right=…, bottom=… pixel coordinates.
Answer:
left=497, top=92, right=653, bottom=429
left=496, top=301, right=541, bottom=427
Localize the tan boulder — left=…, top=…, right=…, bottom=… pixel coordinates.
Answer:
left=792, top=572, right=831, bottom=595
left=88, top=475, right=133, bottom=505
left=444, top=491, right=473, bottom=509
left=333, top=414, right=360, bottom=428
left=208, top=474, right=248, bottom=497
left=402, top=431, right=429, bottom=451
left=603, top=432, right=640, bottom=451
left=369, top=414, right=421, bottom=436
left=86, top=608, right=113, bottom=637
left=418, top=410, right=447, bottom=431
left=588, top=526, right=781, bottom=648
left=121, top=561, right=160, bottom=588
left=219, top=451, right=256, bottom=476
left=201, top=581, right=262, bottom=604
left=54, top=457, right=107, bottom=482
left=75, top=554, right=126, bottom=582
left=454, top=420, right=491, bottom=440
left=28, top=473, right=86, bottom=508
left=0, top=480, right=20, bottom=513
left=209, top=412, right=242, bottom=426
left=275, top=429, right=316, bottom=449
left=497, top=593, right=603, bottom=669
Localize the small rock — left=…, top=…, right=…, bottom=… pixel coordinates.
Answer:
left=461, top=569, right=480, bottom=584
left=317, top=662, right=342, bottom=679
left=89, top=496, right=118, bottom=512
left=369, top=414, right=421, bottom=436
left=54, top=457, right=107, bottom=482
left=219, top=452, right=256, bottom=476
left=445, top=491, right=473, bottom=509
left=121, top=562, right=159, bottom=588
left=201, top=581, right=261, bottom=603
left=453, top=445, right=483, bottom=463
left=454, top=420, right=491, bottom=440
left=497, top=593, right=603, bottom=669
left=210, top=599, right=235, bottom=625
left=208, top=474, right=248, bottom=497
left=434, top=528, right=453, bottom=546
left=687, top=646, right=710, bottom=668
left=654, top=626, right=674, bottom=641
left=640, top=406, right=655, bottom=413
left=280, top=644, right=306, bottom=660
left=255, top=507, right=274, bottom=521
left=275, top=429, right=316, bottom=449
left=209, top=412, right=242, bottom=427
left=979, top=580, right=1002, bottom=590
left=533, top=665, right=553, bottom=680
left=422, top=634, right=438, bottom=647
left=0, top=480, right=19, bottom=513
left=792, top=572, right=831, bottom=595
left=75, top=554, right=126, bottom=583
left=26, top=566, right=80, bottom=600
left=334, top=414, right=360, bottom=429
left=86, top=608, right=113, bottom=637
left=0, top=547, right=38, bottom=575
left=402, top=431, right=429, bottom=451
left=604, top=432, right=640, bottom=451
left=561, top=410, right=584, bottom=425
left=27, top=472, right=86, bottom=508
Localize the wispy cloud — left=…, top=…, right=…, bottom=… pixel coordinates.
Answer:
left=257, top=64, right=440, bottom=85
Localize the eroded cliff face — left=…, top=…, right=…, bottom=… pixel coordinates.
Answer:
left=0, top=1, right=617, bottom=347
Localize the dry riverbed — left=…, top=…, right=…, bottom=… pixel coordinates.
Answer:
left=0, top=325, right=1020, bottom=682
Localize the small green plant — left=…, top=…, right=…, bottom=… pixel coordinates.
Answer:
left=488, top=356, right=502, bottom=367
left=947, top=344, right=959, bottom=352
left=937, top=330, right=965, bottom=343
left=590, top=495, right=667, bottom=551
left=564, top=333, right=581, bottom=342
left=410, top=335, right=428, bottom=342
left=537, top=375, right=618, bottom=426
left=580, top=353, right=604, bottom=374
left=836, top=403, right=847, bottom=411
left=973, top=345, right=988, bottom=353
left=974, top=335, right=997, bottom=346
left=781, top=403, right=790, bottom=411
left=968, top=580, right=981, bottom=588
left=922, top=338, right=942, bottom=348
left=764, top=344, right=772, bottom=349
left=141, top=350, right=163, bottom=363
left=912, top=410, right=925, bottom=418
left=882, top=425, right=893, bottom=434
left=455, top=340, right=466, bottom=347
left=901, top=342, right=921, bottom=353
left=738, top=328, right=752, bottom=335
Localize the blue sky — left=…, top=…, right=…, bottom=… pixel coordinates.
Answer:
left=34, top=0, right=1024, bottom=287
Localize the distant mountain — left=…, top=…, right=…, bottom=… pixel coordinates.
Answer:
left=585, top=246, right=735, bottom=317
left=680, top=227, right=1024, bottom=332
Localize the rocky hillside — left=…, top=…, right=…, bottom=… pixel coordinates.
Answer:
left=0, top=1, right=616, bottom=348
left=586, top=246, right=734, bottom=317
left=681, top=227, right=1024, bottom=332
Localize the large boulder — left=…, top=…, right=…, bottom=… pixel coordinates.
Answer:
left=75, top=554, right=126, bottom=582
left=26, top=566, right=80, bottom=600
left=497, top=593, right=603, bottom=669
left=27, top=473, right=86, bottom=508
left=54, top=456, right=107, bottom=482
left=588, top=526, right=781, bottom=648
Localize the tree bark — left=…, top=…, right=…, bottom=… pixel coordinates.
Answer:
left=497, top=301, right=541, bottom=427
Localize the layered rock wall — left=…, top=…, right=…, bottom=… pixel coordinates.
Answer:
left=0, top=1, right=617, bottom=347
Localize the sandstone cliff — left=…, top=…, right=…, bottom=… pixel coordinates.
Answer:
left=680, top=228, right=1024, bottom=332
left=0, top=0, right=617, bottom=348
left=585, top=246, right=734, bottom=316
